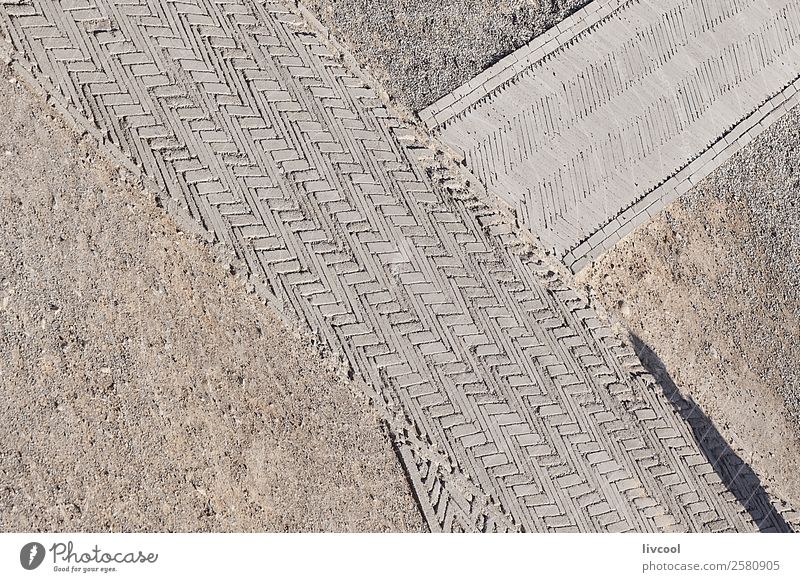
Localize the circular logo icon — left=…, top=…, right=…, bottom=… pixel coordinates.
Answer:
left=20, top=542, right=45, bottom=570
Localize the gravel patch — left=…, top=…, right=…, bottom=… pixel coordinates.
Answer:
left=0, top=65, right=422, bottom=532
left=578, top=105, right=800, bottom=509
left=303, top=0, right=589, bottom=111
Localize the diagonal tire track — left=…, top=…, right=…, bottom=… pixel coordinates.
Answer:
left=424, top=0, right=800, bottom=272
left=0, top=0, right=787, bottom=532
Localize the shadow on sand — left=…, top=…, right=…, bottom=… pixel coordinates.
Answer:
left=629, top=333, right=791, bottom=532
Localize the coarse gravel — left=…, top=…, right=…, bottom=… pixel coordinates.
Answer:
left=303, top=0, right=589, bottom=111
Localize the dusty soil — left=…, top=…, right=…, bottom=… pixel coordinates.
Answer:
left=2, top=0, right=797, bottom=532
left=303, top=0, right=588, bottom=111
left=302, top=0, right=800, bottom=507
left=0, top=64, right=422, bottom=532
left=300, top=0, right=800, bottom=515
left=578, top=106, right=800, bottom=511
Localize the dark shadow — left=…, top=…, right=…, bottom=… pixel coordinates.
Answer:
left=629, top=333, right=792, bottom=532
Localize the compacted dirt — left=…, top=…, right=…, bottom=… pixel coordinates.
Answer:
left=2, top=0, right=798, bottom=532
left=578, top=107, right=800, bottom=511
left=0, top=64, right=422, bottom=532
left=304, top=0, right=800, bottom=517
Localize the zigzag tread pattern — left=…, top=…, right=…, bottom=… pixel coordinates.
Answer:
left=0, top=0, right=789, bottom=532
left=425, top=0, right=800, bottom=271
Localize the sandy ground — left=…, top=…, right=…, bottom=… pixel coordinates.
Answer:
left=2, top=0, right=798, bottom=532
left=578, top=107, right=800, bottom=511
left=0, top=63, right=422, bottom=532
left=303, top=0, right=588, bottom=111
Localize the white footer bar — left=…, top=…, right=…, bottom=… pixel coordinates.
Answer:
left=1, top=533, right=796, bottom=581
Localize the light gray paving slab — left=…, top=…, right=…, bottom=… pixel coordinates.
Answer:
left=0, top=0, right=791, bottom=532
left=424, top=0, right=800, bottom=271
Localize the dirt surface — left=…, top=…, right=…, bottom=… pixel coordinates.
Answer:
left=303, top=0, right=588, bottom=111
left=2, top=0, right=798, bottom=533
left=578, top=106, right=800, bottom=511
left=300, top=0, right=800, bottom=515
left=0, top=65, right=422, bottom=533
